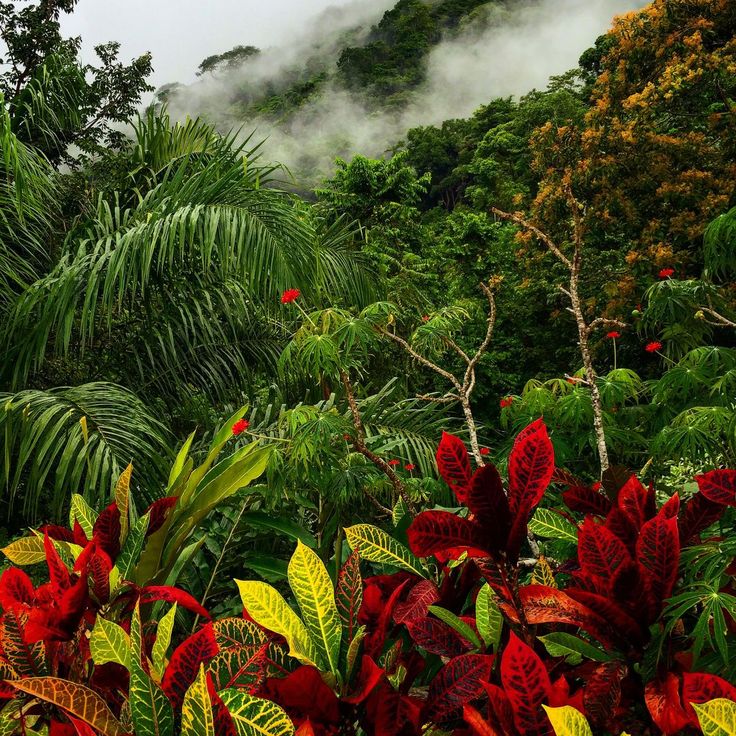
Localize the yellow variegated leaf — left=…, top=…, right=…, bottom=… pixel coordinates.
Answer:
left=181, top=664, right=214, bottom=736
left=152, top=603, right=178, bottom=681
left=115, top=463, right=132, bottom=543
left=288, top=541, right=341, bottom=676
left=235, top=580, right=320, bottom=668
left=9, top=678, right=128, bottom=736
left=1, top=535, right=45, bottom=565
left=346, top=626, right=366, bottom=682
left=543, top=706, right=593, bottom=736
left=69, top=493, right=98, bottom=538
left=475, top=583, right=503, bottom=651
left=531, top=557, right=557, bottom=588
left=90, top=618, right=130, bottom=670
left=344, top=524, right=425, bottom=577
left=693, top=699, right=736, bottom=736
left=219, top=688, right=294, bottom=736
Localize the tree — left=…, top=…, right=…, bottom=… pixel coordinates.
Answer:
left=197, top=45, right=260, bottom=76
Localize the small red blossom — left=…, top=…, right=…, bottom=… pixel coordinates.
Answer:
left=422, top=315, right=430, bottom=323
left=405, top=464, right=416, bottom=471
left=281, top=288, right=300, bottom=304
left=658, top=267, right=675, bottom=279
left=232, top=419, right=249, bottom=436
left=388, top=459, right=401, bottom=467
left=500, top=396, right=514, bottom=409
left=592, top=481, right=602, bottom=491
left=480, top=447, right=490, bottom=456
left=606, top=331, right=621, bottom=339
left=645, top=341, right=663, bottom=353
left=343, top=434, right=351, bottom=441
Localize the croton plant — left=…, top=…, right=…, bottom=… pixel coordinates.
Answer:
left=0, top=419, right=734, bottom=735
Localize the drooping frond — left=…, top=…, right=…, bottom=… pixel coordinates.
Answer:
left=704, top=205, right=736, bottom=280
left=0, top=383, right=171, bottom=522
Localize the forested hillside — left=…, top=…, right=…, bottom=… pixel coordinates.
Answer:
left=0, top=0, right=735, bottom=734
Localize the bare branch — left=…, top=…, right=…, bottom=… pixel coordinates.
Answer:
left=698, top=307, right=736, bottom=328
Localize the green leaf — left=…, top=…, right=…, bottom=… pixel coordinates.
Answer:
left=241, top=511, right=317, bottom=548
left=241, top=553, right=288, bottom=582
left=538, top=633, right=612, bottom=665
left=181, top=665, right=215, bottom=736
left=235, top=580, right=320, bottom=667
left=693, top=699, right=736, bottom=736
left=90, top=618, right=130, bottom=670
left=529, top=509, right=578, bottom=543
left=427, top=605, right=482, bottom=649
left=219, top=689, right=294, bottom=736
left=152, top=604, right=177, bottom=680
left=287, top=541, right=342, bottom=677
left=344, top=524, right=425, bottom=577
left=116, top=512, right=149, bottom=583
left=475, top=583, right=503, bottom=652
left=129, top=605, right=174, bottom=736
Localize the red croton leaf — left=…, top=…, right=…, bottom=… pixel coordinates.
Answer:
left=695, top=469, right=736, bottom=507
left=466, top=464, right=511, bottom=549
left=500, top=631, right=553, bottom=736
left=24, top=576, right=89, bottom=643
left=260, top=666, right=340, bottom=730
left=424, top=653, right=494, bottom=724
left=335, top=551, right=362, bottom=641
left=562, top=485, right=612, bottom=516
left=364, top=579, right=410, bottom=658
left=583, top=662, right=627, bottom=729
left=578, top=517, right=634, bottom=587
left=679, top=492, right=724, bottom=544
left=393, top=580, right=440, bottom=624
left=344, top=655, right=384, bottom=704
left=92, top=503, right=122, bottom=560
left=616, top=475, right=655, bottom=530
left=564, top=588, right=645, bottom=645
left=206, top=671, right=238, bottom=736
left=507, top=419, right=554, bottom=518
left=146, top=497, right=179, bottom=536
left=44, top=533, right=70, bottom=594
left=407, top=511, right=486, bottom=559
left=87, top=547, right=113, bottom=603
left=406, top=616, right=473, bottom=658
left=366, top=684, right=422, bottom=736
left=139, top=586, right=210, bottom=619
left=636, top=501, right=680, bottom=611
left=162, top=623, right=219, bottom=709
left=0, top=568, right=34, bottom=610
left=464, top=704, right=500, bottom=736
left=644, top=674, right=690, bottom=735
left=682, top=672, right=736, bottom=724
left=436, top=431, right=473, bottom=503
left=482, top=682, right=517, bottom=736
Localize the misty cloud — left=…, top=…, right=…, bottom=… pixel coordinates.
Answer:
left=164, top=0, right=648, bottom=183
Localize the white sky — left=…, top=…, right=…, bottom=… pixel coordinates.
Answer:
left=62, top=0, right=359, bottom=86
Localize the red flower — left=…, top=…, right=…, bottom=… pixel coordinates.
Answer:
left=388, top=459, right=400, bottom=467
left=405, top=464, right=416, bottom=471
left=500, top=396, right=514, bottom=409
left=232, top=419, right=249, bottom=435
left=645, top=341, right=663, bottom=353
left=658, top=267, right=675, bottom=279
left=606, top=331, right=621, bottom=339
left=422, top=315, right=430, bottom=323
left=281, top=288, right=300, bottom=304
left=480, top=447, right=490, bottom=456
left=343, top=434, right=352, bottom=441
left=592, top=481, right=602, bottom=492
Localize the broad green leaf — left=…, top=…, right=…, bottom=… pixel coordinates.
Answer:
left=115, top=463, right=132, bottom=543
left=288, top=541, right=341, bottom=676
left=693, top=699, right=736, bottom=736
left=529, top=509, right=578, bottom=543
left=543, top=705, right=593, bottom=736
left=152, top=604, right=177, bottom=680
left=181, top=665, right=214, bottom=736
left=90, top=618, right=130, bottom=670
left=475, top=583, right=503, bottom=651
left=8, top=679, right=128, bottom=736
left=219, top=689, right=294, bottom=736
left=129, top=605, right=174, bottom=736
left=531, top=558, right=558, bottom=588
left=116, top=512, right=149, bottom=583
left=241, top=552, right=288, bottom=582
left=168, top=430, right=196, bottom=488
left=241, top=512, right=317, bottom=548
left=235, top=580, right=320, bottom=667
left=428, top=605, right=482, bottom=649
left=346, top=626, right=366, bottom=682
left=539, top=633, right=612, bottom=665
left=1, top=535, right=45, bottom=565
left=344, top=524, right=425, bottom=577
left=69, top=493, right=98, bottom=538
